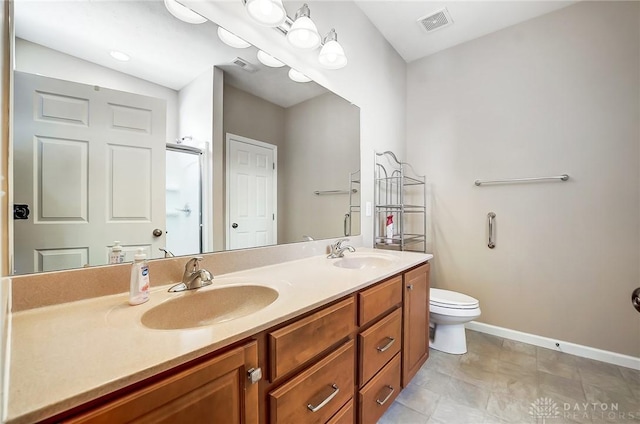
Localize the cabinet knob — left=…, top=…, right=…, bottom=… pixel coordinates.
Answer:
left=247, top=367, right=262, bottom=384
left=406, top=284, right=414, bottom=290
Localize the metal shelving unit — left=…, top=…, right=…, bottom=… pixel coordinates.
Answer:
left=374, top=151, right=426, bottom=252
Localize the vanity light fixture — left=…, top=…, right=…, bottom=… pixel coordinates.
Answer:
left=241, top=0, right=348, bottom=70
left=217, top=27, right=251, bottom=49
left=109, top=50, right=130, bottom=62
left=257, top=50, right=285, bottom=67
left=288, top=68, right=311, bottom=83
left=286, top=4, right=321, bottom=50
left=318, top=29, right=347, bottom=69
left=245, top=0, right=287, bottom=27
left=164, top=0, right=207, bottom=24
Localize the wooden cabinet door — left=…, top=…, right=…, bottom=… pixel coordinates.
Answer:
left=402, top=263, right=430, bottom=386
left=66, top=341, right=259, bottom=424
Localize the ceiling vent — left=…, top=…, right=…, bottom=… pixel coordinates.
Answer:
left=232, top=57, right=258, bottom=73
left=417, top=7, right=453, bottom=33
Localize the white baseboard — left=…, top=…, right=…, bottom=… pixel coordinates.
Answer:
left=466, top=321, right=640, bottom=371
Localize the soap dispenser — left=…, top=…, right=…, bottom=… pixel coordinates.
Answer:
left=129, top=248, right=150, bottom=305
left=109, top=241, right=125, bottom=264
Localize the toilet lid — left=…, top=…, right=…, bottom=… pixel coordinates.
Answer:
left=430, top=288, right=479, bottom=309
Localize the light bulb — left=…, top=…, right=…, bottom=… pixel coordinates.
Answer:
left=319, top=30, right=347, bottom=69
left=245, top=0, right=286, bottom=27
left=257, top=50, right=285, bottom=68
left=217, top=27, right=251, bottom=49
left=287, top=5, right=321, bottom=50
left=163, top=0, right=206, bottom=24
left=288, top=68, right=311, bottom=83
left=258, top=0, right=272, bottom=15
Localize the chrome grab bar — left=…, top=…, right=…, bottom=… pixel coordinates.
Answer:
left=307, top=384, right=339, bottom=412
left=488, top=212, right=496, bottom=249
left=376, top=385, right=395, bottom=406
left=376, top=337, right=396, bottom=353
left=474, top=174, right=569, bottom=186
left=344, top=213, right=351, bottom=236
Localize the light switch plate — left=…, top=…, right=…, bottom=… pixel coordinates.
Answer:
left=365, top=201, right=372, bottom=217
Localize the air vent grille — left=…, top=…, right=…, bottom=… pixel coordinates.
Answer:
left=417, top=8, right=453, bottom=33
left=232, top=57, right=258, bottom=73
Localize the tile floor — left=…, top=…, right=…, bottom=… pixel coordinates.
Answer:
left=378, top=330, right=640, bottom=423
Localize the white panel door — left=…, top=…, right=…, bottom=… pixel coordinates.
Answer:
left=227, top=135, right=276, bottom=250
left=13, top=72, right=166, bottom=274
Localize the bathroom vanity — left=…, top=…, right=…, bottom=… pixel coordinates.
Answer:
left=5, top=249, right=431, bottom=423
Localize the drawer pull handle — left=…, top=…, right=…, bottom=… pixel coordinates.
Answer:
left=376, top=385, right=395, bottom=406
left=307, top=384, right=339, bottom=412
left=376, top=337, right=396, bottom=353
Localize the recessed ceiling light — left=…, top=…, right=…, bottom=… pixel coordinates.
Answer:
left=164, top=0, right=207, bottom=24
left=288, top=68, right=311, bottom=83
left=110, top=50, right=130, bottom=62
left=257, top=50, right=285, bottom=68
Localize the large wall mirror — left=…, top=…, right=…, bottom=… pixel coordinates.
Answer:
left=10, top=0, right=360, bottom=275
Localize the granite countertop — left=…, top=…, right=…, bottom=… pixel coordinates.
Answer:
left=6, top=248, right=432, bottom=423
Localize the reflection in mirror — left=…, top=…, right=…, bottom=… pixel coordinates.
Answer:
left=11, top=0, right=360, bottom=275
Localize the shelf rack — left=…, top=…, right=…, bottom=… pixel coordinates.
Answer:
left=374, top=151, right=426, bottom=252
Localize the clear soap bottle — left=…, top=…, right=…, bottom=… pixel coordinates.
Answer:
left=129, top=248, right=150, bottom=305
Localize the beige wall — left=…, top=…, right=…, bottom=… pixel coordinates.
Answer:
left=282, top=93, right=360, bottom=243
left=223, top=83, right=286, bottom=148
left=406, top=1, right=640, bottom=356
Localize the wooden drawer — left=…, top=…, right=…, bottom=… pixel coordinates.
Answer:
left=358, top=308, right=402, bottom=387
left=269, top=340, right=355, bottom=424
left=358, top=353, right=401, bottom=424
left=327, top=398, right=354, bottom=424
left=358, top=275, right=402, bottom=326
left=269, top=297, right=355, bottom=381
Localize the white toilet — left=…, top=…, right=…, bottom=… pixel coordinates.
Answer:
left=429, top=288, right=481, bottom=354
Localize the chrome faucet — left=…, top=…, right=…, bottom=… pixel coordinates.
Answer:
left=327, top=238, right=356, bottom=259
left=168, top=256, right=214, bottom=292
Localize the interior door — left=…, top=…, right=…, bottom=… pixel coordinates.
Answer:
left=226, top=134, right=276, bottom=250
left=13, top=72, right=166, bottom=274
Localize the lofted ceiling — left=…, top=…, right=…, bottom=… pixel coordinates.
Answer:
left=355, top=1, right=577, bottom=63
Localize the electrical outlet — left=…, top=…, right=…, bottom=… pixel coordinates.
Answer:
left=365, top=201, right=372, bottom=217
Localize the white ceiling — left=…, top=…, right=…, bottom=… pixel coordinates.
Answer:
left=14, top=0, right=328, bottom=108
left=355, top=1, right=577, bottom=63
left=14, top=0, right=579, bottom=102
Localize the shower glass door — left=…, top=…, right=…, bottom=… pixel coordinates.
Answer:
left=165, top=144, right=202, bottom=256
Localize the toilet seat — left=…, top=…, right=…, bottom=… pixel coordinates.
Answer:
left=430, top=288, right=479, bottom=310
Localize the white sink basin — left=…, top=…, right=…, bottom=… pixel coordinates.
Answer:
left=332, top=254, right=395, bottom=270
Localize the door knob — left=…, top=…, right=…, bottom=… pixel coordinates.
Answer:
left=152, top=228, right=163, bottom=237
left=232, top=223, right=238, bottom=229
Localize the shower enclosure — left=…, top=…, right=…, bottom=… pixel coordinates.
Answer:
left=165, top=144, right=203, bottom=256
